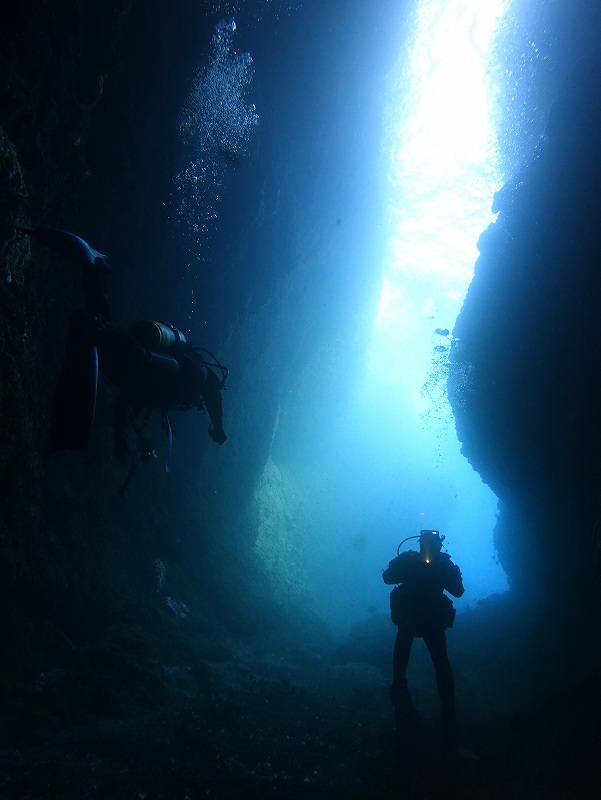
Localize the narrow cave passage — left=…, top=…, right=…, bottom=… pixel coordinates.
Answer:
left=251, top=0, right=512, bottom=631
left=2, top=1, right=601, bottom=799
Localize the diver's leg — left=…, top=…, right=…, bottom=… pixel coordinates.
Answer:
left=391, top=626, right=415, bottom=712
left=392, top=627, right=429, bottom=765
left=13, top=226, right=113, bottom=321
left=50, top=310, right=128, bottom=454
left=423, top=628, right=457, bottom=739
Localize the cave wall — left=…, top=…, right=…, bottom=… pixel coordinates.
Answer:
left=449, top=50, right=601, bottom=616
left=0, top=0, right=301, bottom=730
left=1, top=0, right=395, bottom=721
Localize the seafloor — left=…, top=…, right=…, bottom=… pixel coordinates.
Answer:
left=1, top=602, right=598, bottom=800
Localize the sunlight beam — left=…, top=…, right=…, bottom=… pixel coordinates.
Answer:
left=373, top=0, right=509, bottom=383
left=362, top=0, right=511, bottom=606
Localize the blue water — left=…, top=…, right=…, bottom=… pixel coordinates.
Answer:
left=171, top=0, right=596, bottom=631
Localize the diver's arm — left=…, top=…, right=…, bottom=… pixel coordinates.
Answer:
left=444, top=561, right=465, bottom=598
left=382, top=564, right=398, bottom=585
left=202, top=368, right=227, bottom=444
left=382, top=552, right=414, bottom=584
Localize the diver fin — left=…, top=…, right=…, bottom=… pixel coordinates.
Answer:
left=49, top=312, right=98, bottom=453
left=10, top=225, right=108, bottom=270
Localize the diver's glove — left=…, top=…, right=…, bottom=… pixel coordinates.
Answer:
left=209, top=424, right=227, bottom=445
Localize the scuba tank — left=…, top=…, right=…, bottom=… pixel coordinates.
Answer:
left=128, top=320, right=188, bottom=353
left=128, top=320, right=229, bottom=389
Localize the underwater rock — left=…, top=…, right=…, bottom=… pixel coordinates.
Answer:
left=449, top=48, right=601, bottom=604
left=0, top=129, right=29, bottom=288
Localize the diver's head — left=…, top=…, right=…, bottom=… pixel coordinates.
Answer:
left=419, top=529, right=444, bottom=563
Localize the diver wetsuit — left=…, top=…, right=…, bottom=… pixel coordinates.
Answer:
left=383, top=535, right=464, bottom=740
left=14, top=226, right=227, bottom=458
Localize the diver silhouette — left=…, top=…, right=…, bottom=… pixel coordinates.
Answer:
left=382, top=529, right=464, bottom=756
left=12, top=227, right=227, bottom=480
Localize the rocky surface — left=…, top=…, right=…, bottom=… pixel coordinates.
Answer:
left=450, top=49, right=601, bottom=611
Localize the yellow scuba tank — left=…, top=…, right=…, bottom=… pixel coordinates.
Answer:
left=129, top=320, right=187, bottom=353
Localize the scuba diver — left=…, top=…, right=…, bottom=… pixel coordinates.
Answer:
left=382, top=529, right=466, bottom=760
left=12, top=226, right=227, bottom=489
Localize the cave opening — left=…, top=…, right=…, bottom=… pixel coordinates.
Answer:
left=249, top=0, right=512, bottom=632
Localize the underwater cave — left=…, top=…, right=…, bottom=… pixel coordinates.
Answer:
left=2, top=0, right=601, bottom=797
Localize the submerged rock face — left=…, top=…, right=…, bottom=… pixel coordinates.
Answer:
left=449, top=50, right=601, bottom=607
left=0, top=0, right=280, bottom=703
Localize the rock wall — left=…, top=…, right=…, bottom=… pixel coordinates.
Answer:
left=0, top=0, right=294, bottom=729
left=449, top=50, right=601, bottom=615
